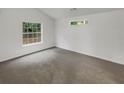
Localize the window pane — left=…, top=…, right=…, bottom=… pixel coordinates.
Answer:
left=23, top=28, right=27, bottom=33
left=28, top=34, right=32, bottom=38
left=23, top=34, right=27, bottom=44
left=71, top=22, right=77, bottom=25
left=33, top=27, right=36, bottom=32
left=28, top=28, right=32, bottom=32
left=37, top=27, right=41, bottom=32
left=23, top=22, right=42, bottom=45
left=38, top=33, right=41, bottom=42
left=34, top=33, right=37, bottom=38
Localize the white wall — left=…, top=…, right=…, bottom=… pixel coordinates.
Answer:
left=0, top=8, right=55, bottom=62
left=56, top=9, right=124, bottom=65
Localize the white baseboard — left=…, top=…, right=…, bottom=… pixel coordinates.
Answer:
left=56, top=45, right=124, bottom=66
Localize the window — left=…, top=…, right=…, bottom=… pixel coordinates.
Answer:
left=70, top=20, right=88, bottom=26
left=23, top=22, right=42, bottom=45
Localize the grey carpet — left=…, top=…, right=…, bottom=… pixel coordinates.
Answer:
left=0, top=48, right=124, bottom=84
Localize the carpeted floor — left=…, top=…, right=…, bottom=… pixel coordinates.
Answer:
left=0, top=47, right=124, bottom=84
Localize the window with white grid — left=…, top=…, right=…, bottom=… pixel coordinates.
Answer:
left=23, top=22, right=42, bottom=45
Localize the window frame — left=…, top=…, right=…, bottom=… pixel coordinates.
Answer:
left=22, top=22, right=43, bottom=47
left=69, top=19, right=88, bottom=26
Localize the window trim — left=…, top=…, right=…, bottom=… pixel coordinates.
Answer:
left=22, top=22, right=43, bottom=47
left=69, top=19, right=88, bottom=26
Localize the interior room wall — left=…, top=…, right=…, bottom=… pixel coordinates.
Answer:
left=55, top=9, right=124, bottom=65
left=0, top=8, right=55, bottom=62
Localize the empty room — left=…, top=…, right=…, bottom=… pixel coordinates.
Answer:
left=0, top=8, right=124, bottom=84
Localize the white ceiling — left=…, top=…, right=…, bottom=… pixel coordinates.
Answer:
left=39, top=8, right=122, bottom=19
